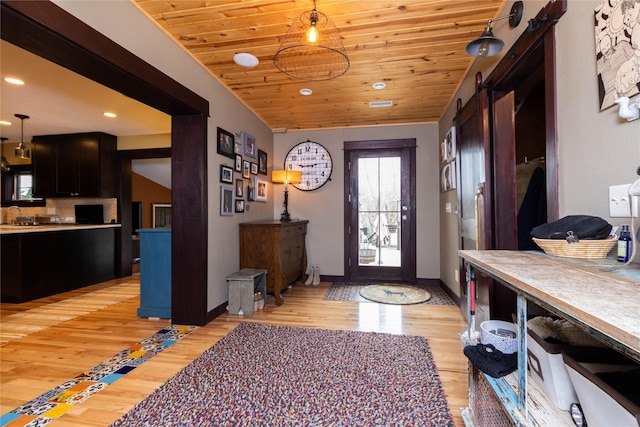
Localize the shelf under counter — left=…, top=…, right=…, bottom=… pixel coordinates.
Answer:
left=459, top=250, right=640, bottom=427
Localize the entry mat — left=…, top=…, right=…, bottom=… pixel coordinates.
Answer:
left=0, top=325, right=198, bottom=427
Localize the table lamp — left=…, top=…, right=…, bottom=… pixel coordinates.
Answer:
left=272, top=169, right=302, bottom=222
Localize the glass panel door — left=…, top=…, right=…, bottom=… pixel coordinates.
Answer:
left=358, top=156, right=401, bottom=267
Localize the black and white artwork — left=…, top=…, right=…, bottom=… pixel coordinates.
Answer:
left=594, top=0, right=640, bottom=110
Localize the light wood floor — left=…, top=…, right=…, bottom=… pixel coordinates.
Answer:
left=0, top=276, right=469, bottom=426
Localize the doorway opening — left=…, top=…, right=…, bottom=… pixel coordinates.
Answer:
left=344, top=139, right=416, bottom=283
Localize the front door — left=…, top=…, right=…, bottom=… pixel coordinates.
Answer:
left=344, top=139, right=416, bottom=283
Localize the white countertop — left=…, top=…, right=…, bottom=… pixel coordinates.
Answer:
left=0, top=223, right=121, bottom=234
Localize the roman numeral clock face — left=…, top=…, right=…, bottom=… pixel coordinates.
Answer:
left=284, top=140, right=333, bottom=191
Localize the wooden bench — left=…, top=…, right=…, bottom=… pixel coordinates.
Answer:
left=226, top=268, right=267, bottom=316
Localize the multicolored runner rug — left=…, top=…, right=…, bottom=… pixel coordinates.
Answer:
left=111, top=323, right=455, bottom=426
left=324, top=282, right=456, bottom=305
left=0, top=325, right=197, bottom=427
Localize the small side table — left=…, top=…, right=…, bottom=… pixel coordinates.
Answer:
left=227, top=268, right=267, bottom=316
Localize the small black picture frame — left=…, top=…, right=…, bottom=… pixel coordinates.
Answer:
left=258, top=149, right=267, bottom=175
left=235, top=154, right=242, bottom=172
left=251, top=162, right=258, bottom=175
left=220, top=164, right=233, bottom=184
left=242, top=160, right=250, bottom=179
left=217, top=127, right=235, bottom=159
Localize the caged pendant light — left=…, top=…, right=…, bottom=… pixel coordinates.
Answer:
left=14, top=114, right=30, bottom=159
left=273, top=0, right=349, bottom=81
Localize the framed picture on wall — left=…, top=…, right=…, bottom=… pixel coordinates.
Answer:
left=244, top=132, right=257, bottom=158
left=251, top=162, right=258, bottom=175
left=235, top=199, right=245, bottom=213
left=445, top=126, right=456, bottom=160
left=152, top=203, right=171, bottom=228
left=220, top=164, right=233, bottom=184
left=216, top=127, right=235, bottom=159
left=235, top=154, right=242, bottom=172
left=242, top=160, right=251, bottom=178
left=235, top=178, right=244, bottom=197
left=220, top=186, right=234, bottom=216
left=258, top=149, right=268, bottom=175
left=440, top=160, right=456, bottom=192
left=255, top=177, right=268, bottom=202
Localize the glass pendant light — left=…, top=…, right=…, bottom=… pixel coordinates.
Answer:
left=14, top=114, right=30, bottom=159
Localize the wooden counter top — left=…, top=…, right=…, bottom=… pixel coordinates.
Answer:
left=0, top=223, right=121, bottom=235
left=459, top=250, right=640, bottom=362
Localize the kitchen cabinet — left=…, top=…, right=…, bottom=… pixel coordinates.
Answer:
left=459, top=250, right=639, bottom=426
left=239, top=220, right=308, bottom=305
left=32, top=132, right=116, bottom=198
left=1, top=225, right=118, bottom=302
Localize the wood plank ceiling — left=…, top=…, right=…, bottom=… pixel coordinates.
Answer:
left=134, top=0, right=505, bottom=130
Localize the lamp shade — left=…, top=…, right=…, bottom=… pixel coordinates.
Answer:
left=272, top=170, right=302, bottom=185
left=466, top=29, right=505, bottom=57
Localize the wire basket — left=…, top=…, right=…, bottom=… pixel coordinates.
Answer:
left=532, top=236, right=617, bottom=259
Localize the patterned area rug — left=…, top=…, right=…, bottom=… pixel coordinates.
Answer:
left=111, top=323, right=455, bottom=427
left=360, top=284, right=431, bottom=304
left=325, top=282, right=456, bottom=306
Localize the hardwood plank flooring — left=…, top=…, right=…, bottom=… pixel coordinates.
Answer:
left=1, top=276, right=469, bottom=426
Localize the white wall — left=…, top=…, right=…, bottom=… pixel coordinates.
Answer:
left=53, top=0, right=275, bottom=312
left=274, top=124, right=441, bottom=280
left=439, top=0, right=640, bottom=297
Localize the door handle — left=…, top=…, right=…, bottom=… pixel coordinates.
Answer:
left=474, top=184, right=484, bottom=250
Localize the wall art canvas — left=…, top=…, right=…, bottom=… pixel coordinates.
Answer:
left=440, top=160, right=456, bottom=192
left=594, top=0, right=640, bottom=110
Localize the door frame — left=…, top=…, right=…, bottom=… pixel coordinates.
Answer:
left=343, top=138, right=416, bottom=283
left=2, top=1, right=211, bottom=326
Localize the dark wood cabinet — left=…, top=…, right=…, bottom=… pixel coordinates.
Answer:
left=239, top=220, right=308, bottom=305
left=32, top=132, right=116, bottom=198
left=1, top=226, right=117, bottom=303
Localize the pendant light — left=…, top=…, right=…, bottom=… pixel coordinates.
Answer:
left=273, top=0, right=349, bottom=81
left=1, top=137, right=10, bottom=172
left=14, top=114, right=30, bottom=159
left=466, top=1, right=524, bottom=57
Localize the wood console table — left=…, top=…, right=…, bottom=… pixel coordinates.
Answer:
left=459, top=250, right=639, bottom=426
left=239, top=220, right=308, bottom=305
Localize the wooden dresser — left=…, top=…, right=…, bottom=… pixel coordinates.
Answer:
left=239, top=220, right=308, bottom=305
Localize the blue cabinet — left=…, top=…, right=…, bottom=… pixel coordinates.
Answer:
left=137, top=229, right=171, bottom=318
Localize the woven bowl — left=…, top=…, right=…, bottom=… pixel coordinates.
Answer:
left=532, top=236, right=617, bottom=259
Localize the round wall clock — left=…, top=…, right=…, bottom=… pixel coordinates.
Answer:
left=284, top=140, right=333, bottom=191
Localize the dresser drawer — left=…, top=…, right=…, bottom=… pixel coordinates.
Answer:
left=281, top=223, right=306, bottom=239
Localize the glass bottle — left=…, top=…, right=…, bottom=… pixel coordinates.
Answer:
left=617, top=224, right=632, bottom=262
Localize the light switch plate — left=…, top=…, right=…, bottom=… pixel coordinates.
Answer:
left=609, top=184, right=639, bottom=217
left=445, top=202, right=452, bottom=213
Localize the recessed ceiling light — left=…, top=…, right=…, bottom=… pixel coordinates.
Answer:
left=233, top=53, right=259, bottom=68
left=4, top=77, right=25, bottom=85
left=372, top=82, right=386, bottom=90
left=0, top=120, right=12, bottom=126
left=299, top=88, right=313, bottom=96
left=103, top=112, right=117, bottom=118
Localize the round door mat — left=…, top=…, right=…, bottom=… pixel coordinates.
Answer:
left=359, top=284, right=431, bottom=305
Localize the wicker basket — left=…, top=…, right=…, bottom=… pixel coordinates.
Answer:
left=532, top=236, right=617, bottom=259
